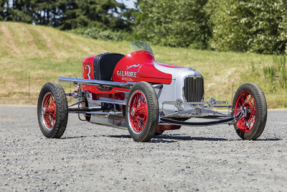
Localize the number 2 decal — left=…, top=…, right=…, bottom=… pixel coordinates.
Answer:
left=85, top=64, right=91, bottom=79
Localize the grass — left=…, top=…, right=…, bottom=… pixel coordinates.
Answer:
left=0, top=21, right=286, bottom=108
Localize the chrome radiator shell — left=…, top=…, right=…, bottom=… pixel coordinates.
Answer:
left=183, top=76, right=204, bottom=102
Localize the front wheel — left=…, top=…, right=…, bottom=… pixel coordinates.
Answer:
left=126, top=82, right=159, bottom=142
left=233, top=83, right=267, bottom=140
left=37, top=82, right=68, bottom=138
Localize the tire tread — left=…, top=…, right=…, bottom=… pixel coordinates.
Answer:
left=126, top=82, right=159, bottom=142
left=37, top=82, right=68, bottom=138
left=233, top=83, right=267, bottom=140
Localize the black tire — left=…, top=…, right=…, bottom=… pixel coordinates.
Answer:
left=126, top=82, right=159, bottom=142
left=232, top=83, right=267, bottom=140
left=154, top=131, right=164, bottom=136
left=37, top=82, right=68, bottom=138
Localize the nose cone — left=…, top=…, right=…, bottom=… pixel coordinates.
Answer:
left=154, top=62, right=202, bottom=79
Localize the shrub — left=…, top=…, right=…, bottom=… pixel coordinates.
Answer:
left=70, top=27, right=132, bottom=42
left=207, top=0, right=287, bottom=54
left=133, top=0, right=211, bottom=49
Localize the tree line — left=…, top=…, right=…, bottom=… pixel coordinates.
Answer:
left=134, top=0, right=287, bottom=54
left=0, top=0, right=132, bottom=30
left=1, top=0, right=287, bottom=54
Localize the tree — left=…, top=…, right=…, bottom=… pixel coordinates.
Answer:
left=59, top=0, right=129, bottom=30
left=0, top=0, right=7, bottom=21
left=0, top=0, right=34, bottom=23
left=207, top=0, right=287, bottom=54
left=133, top=0, right=211, bottom=49
left=0, top=0, right=130, bottom=31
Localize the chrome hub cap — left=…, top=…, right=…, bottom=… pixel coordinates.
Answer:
left=131, top=108, right=135, bottom=117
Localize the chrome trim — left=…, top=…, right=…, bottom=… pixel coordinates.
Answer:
left=115, top=90, right=129, bottom=93
left=199, top=114, right=230, bottom=118
left=160, top=116, right=234, bottom=127
left=68, top=99, right=85, bottom=107
left=209, top=105, right=233, bottom=108
left=59, top=77, right=135, bottom=89
left=68, top=111, right=122, bottom=115
left=163, top=100, right=229, bottom=111
left=161, top=99, right=231, bottom=118
left=152, top=84, right=163, bottom=89
left=206, top=98, right=228, bottom=110
left=188, top=68, right=195, bottom=71
left=163, top=108, right=228, bottom=118
left=68, top=107, right=102, bottom=112
left=90, top=114, right=127, bottom=129
left=163, top=100, right=184, bottom=110
left=98, top=97, right=126, bottom=105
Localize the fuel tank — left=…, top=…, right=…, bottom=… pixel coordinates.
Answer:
left=112, top=50, right=180, bottom=84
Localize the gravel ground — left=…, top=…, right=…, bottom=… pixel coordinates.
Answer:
left=0, top=106, right=286, bottom=192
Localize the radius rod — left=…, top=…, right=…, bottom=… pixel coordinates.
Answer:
left=160, top=116, right=234, bottom=127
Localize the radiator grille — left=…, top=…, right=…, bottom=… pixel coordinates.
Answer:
left=184, top=77, right=204, bottom=102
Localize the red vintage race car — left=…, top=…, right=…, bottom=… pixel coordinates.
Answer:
left=37, top=41, right=267, bottom=142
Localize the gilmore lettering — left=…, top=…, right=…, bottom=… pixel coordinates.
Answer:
left=117, top=71, right=137, bottom=78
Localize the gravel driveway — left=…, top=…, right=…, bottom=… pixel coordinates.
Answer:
left=0, top=106, right=286, bottom=192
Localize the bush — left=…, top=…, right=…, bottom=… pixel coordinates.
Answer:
left=70, top=27, right=133, bottom=42
left=207, top=0, right=287, bottom=54
left=133, top=0, right=211, bottom=49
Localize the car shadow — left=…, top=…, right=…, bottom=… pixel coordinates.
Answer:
left=107, top=134, right=228, bottom=142
left=107, top=135, right=177, bottom=143
left=61, top=135, right=281, bottom=142
left=253, top=138, right=281, bottom=141
left=154, top=135, right=228, bottom=142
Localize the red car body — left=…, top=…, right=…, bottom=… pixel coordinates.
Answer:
left=81, top=51, right=182, bottom=131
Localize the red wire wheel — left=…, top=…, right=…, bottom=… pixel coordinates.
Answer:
left=126, top=82, right=159, bottom=142
left=234, top=91, right=256, bottom=133
left=41, top=93, right=57, bottom=129
left=128, top=91, right=148, bottom=133
left=232, top=83, right=267, bottom=140
left=37, top=82, right=68, bottom=138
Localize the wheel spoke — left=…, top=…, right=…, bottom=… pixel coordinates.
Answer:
left=42, top=93, right=56, bottom=129
left=129, top=91, right=148, bottom=133
left=235, top=91, right=256, bottom=133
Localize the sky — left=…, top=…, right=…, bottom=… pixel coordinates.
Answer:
left=116, top=0, right=136, bottom=9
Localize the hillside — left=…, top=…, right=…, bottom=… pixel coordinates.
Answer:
left=0, top=22, right=285, bottom=108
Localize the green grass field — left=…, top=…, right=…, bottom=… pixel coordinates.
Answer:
left=0, top=22, right=286, bottom=108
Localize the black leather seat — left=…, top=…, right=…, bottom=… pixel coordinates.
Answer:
left=94, top=53, right=125, bottom=81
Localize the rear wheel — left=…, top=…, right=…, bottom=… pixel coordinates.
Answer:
left=37, top=82, right=68, bottom=138
left=126, top=82, right=159, bottom=142
left=233, top=83, right=267, bottom=140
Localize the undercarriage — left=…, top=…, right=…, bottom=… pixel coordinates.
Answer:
left=60, top=77, right=249, bottom=129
